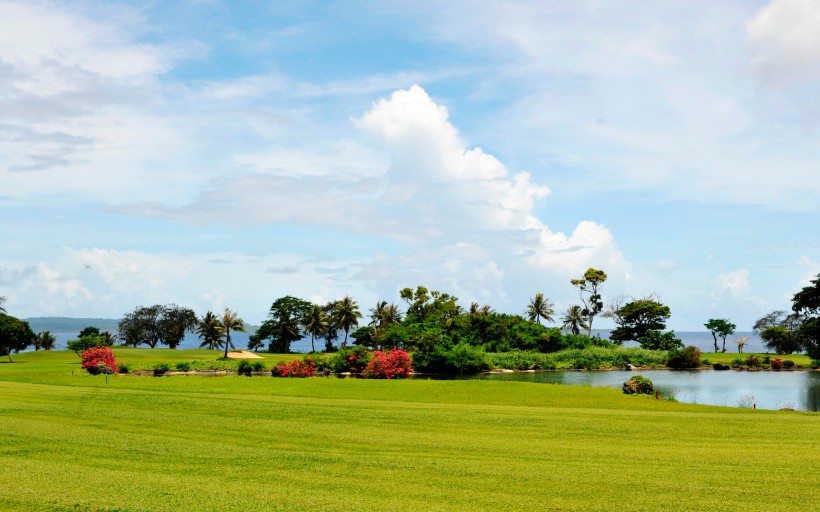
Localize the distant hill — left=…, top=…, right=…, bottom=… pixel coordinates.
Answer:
left=24, top=317, right=121, bottom=333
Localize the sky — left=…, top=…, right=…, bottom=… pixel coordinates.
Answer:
left=1, top=0, right=819, bottom=329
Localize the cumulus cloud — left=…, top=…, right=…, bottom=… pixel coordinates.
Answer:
left=746, top=0, right=820, bottom=82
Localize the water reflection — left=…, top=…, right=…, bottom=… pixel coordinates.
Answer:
left=444, top=370, right=820, bottom=411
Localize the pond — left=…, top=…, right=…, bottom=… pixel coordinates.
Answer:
left=439, top=370, right=820, bottom=412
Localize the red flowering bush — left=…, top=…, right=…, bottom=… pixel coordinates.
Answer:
left=771, top=358, right=783, bottom=370
left=329, top=346, right=371, bottom=373
left=272, top=357, right=316, bottom=377
left=362, top=349, right=412, bottom=379
left=81, top=346, right=120, bottom=375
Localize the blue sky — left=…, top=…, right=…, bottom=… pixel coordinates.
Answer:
left=1, top=0, right=819, bottom=329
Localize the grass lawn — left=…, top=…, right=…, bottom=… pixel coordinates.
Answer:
left=1, top=349, right=817, bottom=511
left=703, top=352, right=814, bottom=367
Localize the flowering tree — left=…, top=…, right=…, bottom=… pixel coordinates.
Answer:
left=272, top=357, right=316, bottom=377
left=81, top=346, right=120, bottom=375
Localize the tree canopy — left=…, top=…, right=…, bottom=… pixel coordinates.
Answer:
left=570, top=268, right=607, bottom=336
left=704, top=318, right=736, bottom=353
left=0, top=313, right=36, bottom=362
left=118, top=304, right=197, bottom=348
left=255, top=296, right=312, bottom=353
left=609, top=298, right=671, bottom=345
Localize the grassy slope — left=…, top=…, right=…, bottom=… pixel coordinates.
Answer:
left=0, top=350, right=817, bottom=512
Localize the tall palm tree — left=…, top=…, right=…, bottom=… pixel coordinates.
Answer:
left=526, top=293, right=555, bottom=325
left=35, top=330, right=56, bottom=351
left=333, top=295, right=362, bottom=347
left=369, top=301, right=402, bottom=329
left=302, top=304, right=328, bottom=353
left=562, top=305, right=590, bottom=336
left=221, top=308, right=246, bottom=359
left=197, top=311, right=224, bottom=350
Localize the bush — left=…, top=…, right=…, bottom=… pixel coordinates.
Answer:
left=770, top=358, right=783, bottom=370
left=731, top=358, right=744, bottom=368
left=783, top=360, right=795, bottom=368
left=80, top=346, right=119, bottom=375
left=329, top=346, right=371, bottom=373
left=251, top=361, right=266, bottom=372
left=413, top=343, right=490, bottom=374
left=701, top=358, right=711, bottom=366
left=623, top=375, right=654, bottom=395
left=237, top=360, right=253, bottom=376
left=362, top=349, right=413, bottom=379
left=667, top=346, right=702, bottom=369
left=272, top=357, right=316, bottom=377
left=175, top=361, right=192, bottom=372
left=153, top=363, right=170, bottom=376
left=745, top=354, right=762, bottom=368
left=638, top=330, right=683, bottom=351
left=117, top=362, right=130, bottom=374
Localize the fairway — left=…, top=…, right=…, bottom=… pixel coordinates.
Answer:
left=1, top=351, right=818, bottom=511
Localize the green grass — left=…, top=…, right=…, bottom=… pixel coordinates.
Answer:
left=703, top=352, right=814, bottom=367
left=1, top=349, right=818, bottom=511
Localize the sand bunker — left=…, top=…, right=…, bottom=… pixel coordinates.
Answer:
left=225, top=350, right=264, bottom=359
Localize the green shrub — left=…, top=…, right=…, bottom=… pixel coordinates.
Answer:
left=329, top=346, right=371, bottom=373
left=251, top=361, right=266, bottom=372
left=701, top=358, right=711, bottom=366
left=153, top=363, right=170, bottom=376
left=667, top=346, right=702, bottom=369
left=175, top=361, right=191, bottom=372
left=782, top=360, right=795, bottom=368
left=66, top=335, right=112, bottom=356
left=117, top=362, right=130, bottom=374
left=412, top=343, right=490, bottom=374
left=745, top=354, right=762, bottom=368
left=623, top=375, right=654, bottom=395
left=762, top=354, right=771, bottom=365
left=731, top=358, right=744, bottom=368
left=237, top=360, right=253, bottom=376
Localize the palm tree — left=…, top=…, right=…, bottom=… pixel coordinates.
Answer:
left=562, top=305, right=589, bottom=336
left=526, top=293, right=555, bottom=325
left=35, top=330, right=56, bottom=351
left=302, top=304, right=328, bottom=353
left=221, top=308, right=246, bottom=359
left=197, top=311, right=224, bottom=350
left=333, top=295, right=362, bottom=347
left=369, top=301, right=402, bottom=329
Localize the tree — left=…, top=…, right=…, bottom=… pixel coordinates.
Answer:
left=302, top=304, right=328, bottom=353
left=704, top=318, right=736, bottom=353
left=760, top=325, right=801, bottom=354
left=221, top=308, right=246, bottom=359
left=79, top=326, right=100, bottom=338
left=196, top=311, right=224, bottom=350
left=0, top=313, right=36, bottom=362
left=570, top=268, right=607, bottom=336
left=320, top=300, right=341, bottom=351
left=638, top=330, right=683, bottom=351
left=792, top=273, right=820, bottom=359
left=526, top=293, right=555, bottom=325
left=562, top=305, right=589, bottom=336
left=35, top=330, right=56, bottom=351
left=256, top=296, right=312, bottom=353
left=118, top=304, right=197, bottom=348
left=609, top=298, right=671, bottom=345
left=333, top=295, right=362, bottom=347
left=0, top=296, right=6, bottom=313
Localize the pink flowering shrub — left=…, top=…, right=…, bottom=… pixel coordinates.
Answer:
left=329, top=346, right=371, bottom=373
left=81, top=346, right=120, bottom=375
left=362, top=349, right=412, bottom=379
left=272, top=357, right=316, bottom=377
left=771, top=358, right=783, bottom=370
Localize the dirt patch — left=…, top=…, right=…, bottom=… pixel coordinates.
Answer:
left=225, top=350, right=263, bottom=359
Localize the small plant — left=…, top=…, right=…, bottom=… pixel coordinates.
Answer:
left=80, top=346, right=119, bottom=375
left=762, top=354, right=771, bottom=365
left=745, top=354, right=762, bottom=368
left=770, top=358, right=783, bottom=370
left=153, top=363, right=170, bottom=376
left=251, top=361, right=266, bottom=372
left=117, top=362, right=130, bottom=374
left=701, top=358, right=711, bottom=366
left=362, top=349, right=413, bottom=379
left=623, top=375, right=654, bottom=395
left=175, top=361, right=192, bottom=372
left=237, top=360, right=253, bottom=376
left=782, top=360, right=795, bottom=368
left=667, top=346, right=701, bottom=369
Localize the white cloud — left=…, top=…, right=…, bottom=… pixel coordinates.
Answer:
left=746, top=0, right=820, bottom=82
